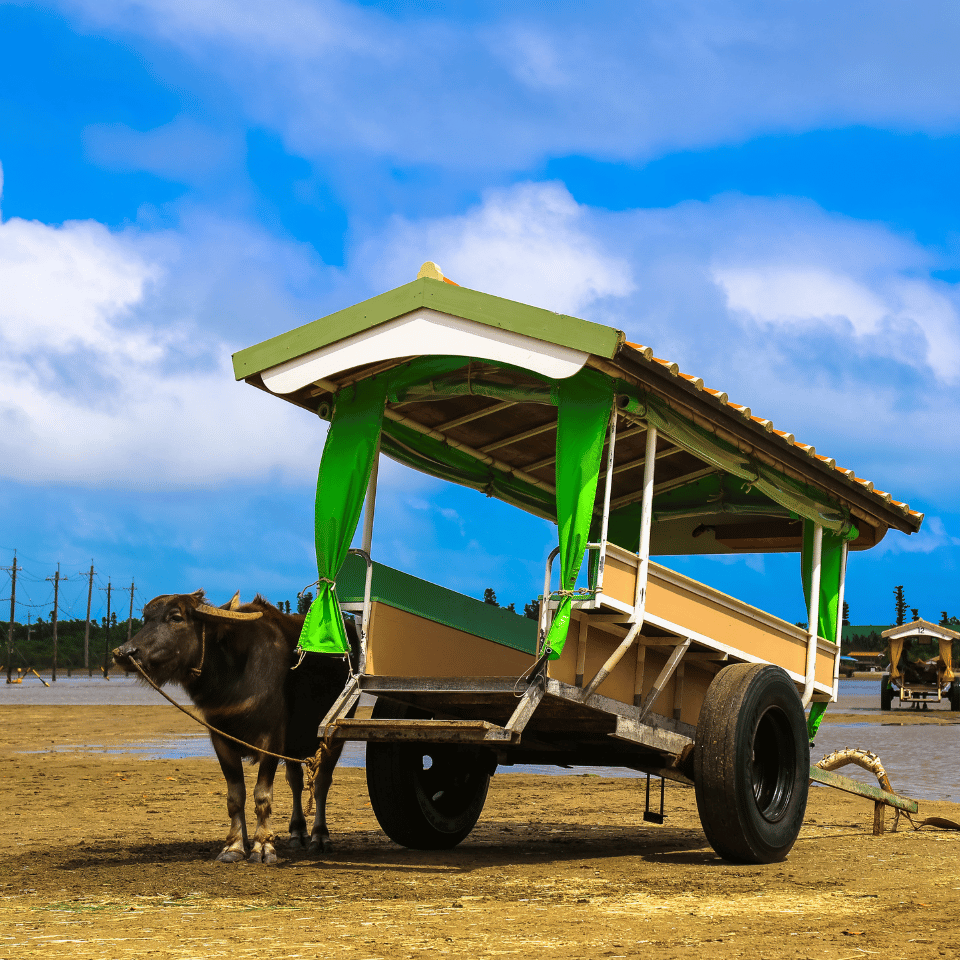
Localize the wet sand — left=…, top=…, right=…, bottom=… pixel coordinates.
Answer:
left=3, top=704, right=960, bottom=960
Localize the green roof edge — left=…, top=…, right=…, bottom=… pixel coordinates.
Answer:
left=231, top=277, right=624, bottom=381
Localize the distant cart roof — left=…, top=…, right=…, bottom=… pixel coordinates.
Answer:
left=234, top=264, right=922, bottom=554
left=882, top=619, right=960, bottom=641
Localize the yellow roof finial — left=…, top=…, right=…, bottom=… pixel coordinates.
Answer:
left=418, top=261, right=445, bottom=281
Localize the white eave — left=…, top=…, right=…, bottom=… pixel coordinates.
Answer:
left=260, top=307, right=590, bottom=395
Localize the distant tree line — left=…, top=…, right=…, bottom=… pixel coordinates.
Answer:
left=1, top=614, right=143, bottom=675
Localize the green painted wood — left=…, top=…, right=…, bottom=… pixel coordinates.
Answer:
left=231, top=277, right=623, bottom=380
left=336, top=552, right=538, bottom=656
left=809, top=765, right=919, bottom=812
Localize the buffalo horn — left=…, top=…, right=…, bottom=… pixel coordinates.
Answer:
left=195, top=604, right=263, bottom=622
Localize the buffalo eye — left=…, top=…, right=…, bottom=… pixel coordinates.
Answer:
left=169, top=613, right=185, bottom=623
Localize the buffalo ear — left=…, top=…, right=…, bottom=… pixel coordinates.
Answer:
left=195, top=604, right=262, bottom=622
left=225, top=591, right=241, bottom=611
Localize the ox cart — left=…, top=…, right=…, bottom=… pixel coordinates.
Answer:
left=880, top=619, right=960, bottom=711
left=233, top=262, right=923, bottom=863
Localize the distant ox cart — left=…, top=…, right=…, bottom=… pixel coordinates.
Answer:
left=233, top=262, right=923, bottom=863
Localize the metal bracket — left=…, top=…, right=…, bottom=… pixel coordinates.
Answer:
left=319, top=676, right=361, bottom=740
left=636, top=638, right=692, bottom=723
left=505, top=682, right=546, bottom=737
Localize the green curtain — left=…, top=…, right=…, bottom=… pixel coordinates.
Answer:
left=298, top=376, right=387, bottom=654
left=801, top=520, right=854, bottom=738
left=542, top=369, right=614, bottom=660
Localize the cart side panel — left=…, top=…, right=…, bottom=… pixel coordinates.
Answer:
left=600, top=548, right=834, bottom=688
left=365, top=601, right=535, bottom=678
left=548, top=618, right=714, bottom=727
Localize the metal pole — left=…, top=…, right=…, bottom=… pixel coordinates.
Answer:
left=5, top=551, right=19, bottom=685
left=832, top=541, right=849, bottom=698
left=801, top=524, right=824, bottom=707
left=83, top=562, right=94, bottom=676
left=102, top=581, right=112, bottom=679
left=47, top=565, right=63, bottom=683
left=633, top=426, right=658, bottom=624
left=594, top=406, right=618, bottom=600
left=127, top=580, right=135, bottom=642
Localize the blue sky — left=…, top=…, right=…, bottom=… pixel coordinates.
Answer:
left=2, top=0, right=959, bottom=631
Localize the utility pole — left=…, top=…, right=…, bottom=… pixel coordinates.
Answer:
left=46, top=565, right=65, bottom=683
left=80, top=563, right=94, bottom=676
left=126, top=580, right=135, bottom=642
left=4, top=552, right=22, bottom=684
left=101, top=580, right=112, bottom=679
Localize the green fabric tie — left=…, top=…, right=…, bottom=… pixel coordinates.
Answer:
left=298, top=376, right=387, bottom=655
left=543, top=369, right=613, bottom=660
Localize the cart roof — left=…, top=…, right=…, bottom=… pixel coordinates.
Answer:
left=234, top=264, right=922, bottom=554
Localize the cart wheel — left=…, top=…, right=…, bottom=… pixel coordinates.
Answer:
left=365, top=700, right=493, bottom=850
left=693, top=663, right=809, bottom=864
left=949, top=683, right=960, bottom=712
left=881, top=682, right=893, bottom=711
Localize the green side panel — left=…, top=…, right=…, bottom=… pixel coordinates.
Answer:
left=336, top=553, right=539, bottom=657
left=232, top=277, right=623, bottom=380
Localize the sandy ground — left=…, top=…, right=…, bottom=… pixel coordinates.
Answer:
left=3, top=705, right=960, bottom=960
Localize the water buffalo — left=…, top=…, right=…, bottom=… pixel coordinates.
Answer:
left=113, top=590, right=357, bottom=864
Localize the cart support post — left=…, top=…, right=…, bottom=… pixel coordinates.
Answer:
left=593, top=406, right=619, bottom=598
left=801, top=522, right=823, bottom=708
left=358, top=443, right=380, bottom=671
left=832, top=541, right=848, bottom=695
left=633, top=425, right=658, bottom=624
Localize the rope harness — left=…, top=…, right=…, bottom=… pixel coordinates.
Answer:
left=128, top=655, right=331, bottom=816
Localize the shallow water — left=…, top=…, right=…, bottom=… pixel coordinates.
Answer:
left=6, top=676, right=959, bottom=803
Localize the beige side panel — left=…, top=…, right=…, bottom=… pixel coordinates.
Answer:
left=601, top=550, right=834, bottom=687
left=366, top=602, right=534, bottom=678
left=548, top=618, right=714, bottom=727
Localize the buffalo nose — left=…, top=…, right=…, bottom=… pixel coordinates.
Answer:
left=113, top=646, right=136, bottom=659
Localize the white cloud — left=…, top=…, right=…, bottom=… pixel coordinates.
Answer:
left=366, top=182, right=634, bottom=315
left=49, top=0, right=960, bottom=169
left=874, top=516, right=960, bottom=555
left=714, top=266, right=960, bottom=381
left=83, top=119, right=239, bottom=186
left=0, top=167, right=332, bottom=488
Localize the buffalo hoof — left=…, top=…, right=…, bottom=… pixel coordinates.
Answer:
left=307, top=835, right=333, bottom=855
left=216, top=847, right=247, bottom=864
left=249, top=843, right=278, bottom=865
left=287, top=831, right=308, bottom=849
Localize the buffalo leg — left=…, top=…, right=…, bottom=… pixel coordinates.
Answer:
left=309, top=741, right=346, bottom=854
left=248, top=754, right=280, bottom=864
left=286, top=762, right=309, bottom=848
left=210, top=734, right=248, bottom=862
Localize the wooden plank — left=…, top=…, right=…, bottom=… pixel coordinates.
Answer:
left=330, top=718, right=514, bottom=743
left=610, top=715, right=693, bottom=757
left=809, top=766, right=919, bottom=813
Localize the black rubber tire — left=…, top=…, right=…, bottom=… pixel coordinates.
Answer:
left=949, top=683, right=960, bottom=712
left=693, top=663, right=810, bottom=864
left=365, top=699, right=493, bottom=850
left=881, top=681, right=894, bottom=711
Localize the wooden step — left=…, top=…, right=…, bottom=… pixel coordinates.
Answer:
left=329, top=718, right=514, bottom=743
